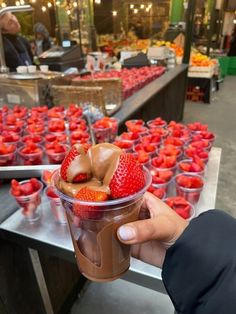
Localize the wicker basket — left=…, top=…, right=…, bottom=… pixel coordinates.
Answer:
left=72, top=78, right=122, bottom=116
left=51, top=85, right=106, bottom=115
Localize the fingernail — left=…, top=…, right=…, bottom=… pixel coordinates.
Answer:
left=118, top=226, right=136, bottom=241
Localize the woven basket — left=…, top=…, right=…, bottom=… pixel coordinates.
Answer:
left=51, top=85, right=106, bottom=115
left=72, top=78, right=122, bottom=116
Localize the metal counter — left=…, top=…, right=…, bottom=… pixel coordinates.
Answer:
left=0, top=147, right=221, bottom=298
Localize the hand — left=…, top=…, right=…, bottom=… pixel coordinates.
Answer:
left=117, top=192, right=189, bottom=268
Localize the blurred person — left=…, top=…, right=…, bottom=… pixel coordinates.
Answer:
left=118, top=192, right=236, bottom=314
left=228, top=26, right=236, bottom=56
left=0, top=12, right=33, bottom=71
left=33, top=22, right=52, bottom=56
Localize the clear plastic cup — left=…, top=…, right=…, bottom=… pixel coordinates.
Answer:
left=44, top=186, right=67, bottom=224
left=177, top=159, right=205, bottom=177
left=164, top=196, right=195, bottom=221
left=10, top=180, right=43, bottom=222
left=46, top=144, right=69, bottom=164
left=0, top=144, right=17, bottom=166
left=175, top=173, right=204, bottom=205
left=113, top=138, right=134, bottom=153
left=18, top=144, right=44, bottom=165
left=91, top=125, right=112, bottom=144
left=52, top=167, right=151, bottom=282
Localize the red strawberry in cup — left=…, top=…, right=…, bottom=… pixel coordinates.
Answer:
left=74, top=187, right=109, bottom=219
left=132, top=150, right=150, bottom=166
left=70, top=130, right=90, bottom=145
left=18, top=143, right=44, bottom=165
left=164, top=196, right=194, bottom=220
left=189, top=140, right=210, bottom=151
left=47, top=106, right=65, bottom=119
left=45, top=133, right=67, bottom=144
left=150, top=169, right=173, bottom=195
left=69, top=119, right=87, bottom=132
left=147, top=117, right=167, bottom=129
left=48, top=119, right=66, bottom=132
left=22, top=134, right=44, bottom=145
left=134, top=143, right=157, bottom=156
left=41, top=170, right=54, bottom=185
left=164, top=136, right=184, bottom=148
left=168, top=121, right=186, bottom=130
left=148, top=185, right=166, bottom=200
left=184, top=147, right=209, bottom=164
left=10, top=178, right=43, bottom=222
left=45, top=142, right=69, bottom=164
left=125, top=119, right=144, bottom=130
left=175, top=173, right=204, bottom=205
left=178, top=158, right=205, bottom=176
left=1, top=131, right=20, bottom=144
left=113, top=139, right=133, bottom=153
left=151, top=155, right=177, bottom=169
left=60, top=143, right=91, bottom=183
left=12, top=105, right=28, bottom=119
left=26, top=123, right=45, bottom=136
left=149, top=128, right=169, bottom=140
left=140, top=134, right=161, bottom=146
left=159, top=144, right=182, bottom=160
left=0, top=142, right=16, bottom=166
left=66, top=104, right=83, bottom=119
left=31, top=106, right=48, bottom=118
left=120, top=132, right=140, bottom=144
left=187, top=122, right=208, bottom=133
left=109, top=153, right=146, bottom=199
left=5, top=114, right=25, bottom=128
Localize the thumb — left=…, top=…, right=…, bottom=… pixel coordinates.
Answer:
left=117, top=214, right=182, bottom=246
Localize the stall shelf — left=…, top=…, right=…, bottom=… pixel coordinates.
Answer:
left=0, top=147, right=221, bottom=314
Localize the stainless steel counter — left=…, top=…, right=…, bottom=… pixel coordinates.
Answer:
left=0, top=147, right=221, bottom=295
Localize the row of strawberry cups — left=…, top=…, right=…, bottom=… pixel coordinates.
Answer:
left=0, top=142, right=70, bottom=166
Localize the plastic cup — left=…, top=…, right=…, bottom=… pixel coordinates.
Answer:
left=46, top=144, right=69, bottom=164
left=18, top=144, right=44, bottom=165
left=40, top=65, right=49, bottom=72
left=91, top=125, right=112, bottom=144
left=177, top=159, right=205, bottom=177
left=52, top=167, right=151, bottom=282
left=164, top=197, right=195, bottom=221
left=11, top=180, right=43, bottom=222
left=0, top=144, right=17, bottom=166
left=44, top=186, right=67, bottom=224
left=175, top=173, right=204, bottom=205
left=113, top=138, right=134, bottom=153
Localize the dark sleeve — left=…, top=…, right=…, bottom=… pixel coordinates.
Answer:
left=162, top=210, right=236, bottom=314
left=21, top=36, right=33, bottom=62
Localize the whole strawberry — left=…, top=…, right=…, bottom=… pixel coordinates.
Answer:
left=109, top=153, right=145, bottom=199
left=60, top=143, right=91, bottom=183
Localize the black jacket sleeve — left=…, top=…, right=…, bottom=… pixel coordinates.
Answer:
left=162, top=210, right=236, bottom=314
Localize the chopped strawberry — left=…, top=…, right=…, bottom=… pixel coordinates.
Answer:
left=120, top=132, right=139, bottom=141
left=74, top=187, right=109, bottom=219
left=164, top=136, right=184, bottom=147
left=42, top=170, right=53, bottom=185
left=176, top=174, right=204, bottom=189
left=48, top=119, right=65, bottom=132
left=46, top=186, right=59, bottom=198
left=109, top=153, right=145, bottom=199
left=165, top=196, right=192, bottom=219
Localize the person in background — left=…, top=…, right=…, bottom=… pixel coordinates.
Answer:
left=118, top=192, right=236, bottom=314
left=0, top=12, right=33, bottom=72
left=33, top=22, right=51, bottom=56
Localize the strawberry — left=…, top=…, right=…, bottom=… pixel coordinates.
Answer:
left=46, top=186, right=59, bottom=198
left=42, top=170, right=53, bottom=185
left=109, top=153, right=145, bottom=199
left=21, top=182, right=33, bottom=195
left=30, top=178, right=41, bottom=191
left=60, top=144, right=91, bottom=183
left=74, top=187, right=108, bottom=219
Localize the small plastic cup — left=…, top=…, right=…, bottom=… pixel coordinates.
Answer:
left=18, top=144, right=44, bottom=165
left=11, top=180, right=43, bottom=222
left=91, top=125, right=112, bottom=144
left=164, top=196, right=195, bottom=221
left=0, top=144, right=17, bottom=166
left=147, top=119, right=167, bottom=129
left=175, top=173, right=204, bottom=205
left=113, top=138, right=134, bottom=153
left=177, top=159, right=205, bottom=177
left=52, top=167, right=151, bottom=282
left=46, top=144, right=69, bottom=164
left=44, top=186, right=67, bottom=224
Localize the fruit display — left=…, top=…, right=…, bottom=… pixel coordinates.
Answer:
left=74, top=66, right=165, bottom=100
left=153, top=41, right=184, bottom=57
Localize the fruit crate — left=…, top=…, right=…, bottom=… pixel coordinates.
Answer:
left=51, top=85, right=107, bottom=115
left=188, top=65, right=215, bottom=78
left=71, top=78, right=122, bottom=116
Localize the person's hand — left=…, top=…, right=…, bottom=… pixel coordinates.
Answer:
left=117, top=192, right=189, bottom=268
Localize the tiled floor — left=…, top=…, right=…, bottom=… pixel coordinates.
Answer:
left=70, top=77, right=236, bottom=314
